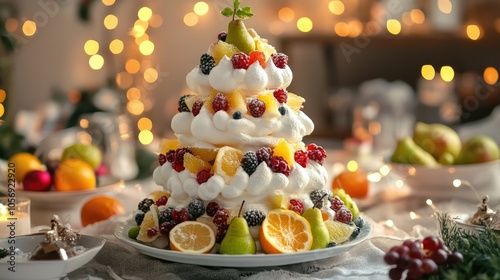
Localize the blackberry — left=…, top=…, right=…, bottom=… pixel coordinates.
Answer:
left=216, top=225, right=229, bottom=243
left=273, top=88, right=288, bottom=103
left=159, top=207, right=175, bottom=224
left=178, top=95, right=191, bottom=112
left=248, top=99, right=265, bottom=117
left=233, top=111, right=242, bottom=119
left=138, top=198, right=155, bottom=213
left=166, top=150, right=176, bottom=163
left=353, top=216, right=365, bottom=228
left=256, top=147, right=273, bottom=165
left=278, top=106, right=286, bottom=116
left=294, top=150, right=308, bottom=168
left=309, top=190, right=329, bottom=208
left=200, top=53, right=215, bottom=75
left=268, top=156, right=291, bottom=176
left=243, top=209, right=266, bottom=227
left=212, top=93, right=229, bottom=113
left=192, top=100, right=203, bottom=116
left=350, top=227, right=361, bottom=239
left=172, top=147, right=191, bottom=172
left=135, top=212, right=145, bottom=226
left=241, top=152, right=259, bottom=175
left=187, top=199, right=205, bottom=220
left=159, top=221, right=176, bottom=236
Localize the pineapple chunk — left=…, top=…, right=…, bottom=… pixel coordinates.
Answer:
left=226, top=90, right=248, bottom=115
left=273, top=139, right=294, bottom=168
left=286, top=92, right=305, bottom=113
left=208, top=41, right=240, bottom=65
left=159, top=139, right=179, bottom=154
left=257, top=91, right=280, bottom=117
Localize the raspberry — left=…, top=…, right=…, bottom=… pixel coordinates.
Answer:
left=294, top=150, right=308, bottom=168
left=249, top=50, right=265, bottom=68
left=172, top=148, right=191, bottom=172
left=147, top=227, right=158, bottom=238
left=267, top=156, right=291, bottom=176
left=307, top=143, right=327, bottom=165
left=278, top=106, right=286, bottom=116
left=178, top=95, right=191, bottom=112
left=336, top=206, right=353, bottom=224
left=248, top=99, right=266, bottom=117
left=213, top=208, right=229, bottom=227
left=271, top=53, right=288, bottom=69
left=243, top=209, right=266, bottom=227
left=192, top=100, right=203, bottom=116
left=288, top=199, right=304, bottom=214
left=216, top=225, right=228, bottom=243
left=187, top=199, right=205, bottom=220
left=256, top=147, right=273, bottom=165
left=233, top=111, right=242, bottom=119
left=200, top=53, right=215, bottom=75
left=171, top=208, right=189, bottom=224
left=205, top=202, right=220, bottom=217
left=135, top=212, right=145, bottom=225
left=196, top=169, right=213, bottom=184
left=155, top=195, right=168, bottom=207
left=330, top=196, right=344, bottom=212
left=241, top=152, right=259, bottom=175
left=309, top=190, right=329, bottom=208
left=217, top=32, right=227, bottom=41
left=159, top=221, right=176, bottom=236
left=212, top=93, right=229, bottom=113
left=158, top=154, right=167, bottom=166
left=231, top=52, right=250, bottom=69
left=138, top=198, right=154, bottom=213
left=166, top=150, right=176, bottom=163
left=159, top=207, right=175, bottom=224
left=273, top=88, right=288, bottom=103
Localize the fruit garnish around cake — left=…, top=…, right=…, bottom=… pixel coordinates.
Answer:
left=221, top=0, right=255, bottom=54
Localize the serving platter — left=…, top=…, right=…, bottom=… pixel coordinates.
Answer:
left=114, top=218, right=371, bottom=267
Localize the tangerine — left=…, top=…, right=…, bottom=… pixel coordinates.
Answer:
left=80, top=195, right=125, bottom=227
left=331, top=170, right=369, bottom=199
left=7, top=152, right=44, bottom=182
left=54, top=158, right=96, bottom=191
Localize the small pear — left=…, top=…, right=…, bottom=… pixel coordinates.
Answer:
left=220, top=201, right=256, bottom=255
left=226, top=19, right=256, bottom=54
left=456, top=135, right=500, bottom=164
left=413, top=122, right=461, bottom=163
left=302, top=195, right=330, bottom=250
left=391, top=137, right=438, bottom=167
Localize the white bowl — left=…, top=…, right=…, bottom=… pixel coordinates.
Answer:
left=0, top=234, right=105, bottom=280
left=389, top=160, right=500, bottom=205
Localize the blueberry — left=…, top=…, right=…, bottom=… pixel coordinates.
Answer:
left=350, top=227, right=361, bottom=239
left=135, top=212, right=145, bottom=226
left=233, top=111, right=242, bottom=119
left=279, top=106, right=286, bottom=116
left=353, top=216, right=365, bottom=228
left=327, top=242, right=337, bottom=248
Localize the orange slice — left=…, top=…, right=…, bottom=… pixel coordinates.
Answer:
left=184, top=153, right=212, bottom=174
left=149, top=190, right=170, bottom=202
left=169, top=221, right=216, bottom=254
left=259, top=209, right=313, bottom=254
left=226, top=90, right=247, bottom=114
left=190, top=147, right=219, bottom=162
left=159, top=138, right=179, bottom=154
left=286, top=93, right=305, bottom=113
left=273, top=139, right=294, bottom=168
left=136, top=205, right=160, bottom=243
left=212, top=146, right=243, bottom=180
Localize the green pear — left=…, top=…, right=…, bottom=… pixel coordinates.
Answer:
left=61, top=143, right=102, bottom=170
left=302, top=203, right=330, bottom=250
left=456, top=135, right=500, bottom=164
left=226, top=19, right=256, bottom=54
left=220, top=201, right=256, bottom=255
left=391, top=137, right=438, bottom=167
left=413, top=122, right=461, bottom=163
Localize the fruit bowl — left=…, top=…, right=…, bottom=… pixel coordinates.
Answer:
left=388, top=159, right=500, bottom=205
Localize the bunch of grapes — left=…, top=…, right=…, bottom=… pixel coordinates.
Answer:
left=384, top=236, right=463, bottom=280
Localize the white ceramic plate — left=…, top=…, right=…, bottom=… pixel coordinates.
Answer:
left=0, top=234, right=106, bottom=280
left=451, top=213, right=500, bottom=234
left=0, top=177, right=124, bottom=209
left=114, top=218, right=371, bottom=267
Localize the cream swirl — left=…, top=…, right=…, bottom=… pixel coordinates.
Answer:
left=171, top=105, right=314, bottom=150
left=186, top=56, right=293, bottom=96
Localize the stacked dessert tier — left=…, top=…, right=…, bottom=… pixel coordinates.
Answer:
left=130, top=1, right=363, bottom=255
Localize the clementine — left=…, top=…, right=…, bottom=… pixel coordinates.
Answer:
left=54, top=158, right=96, bottom=191
left=7, top=152, right=44, bottom=182
left=331, top=170, right=369, bottom=199
left=81, top=195, right=125, bottom=227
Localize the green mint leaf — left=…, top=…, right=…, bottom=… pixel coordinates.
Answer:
left=237, top=6, right=254, bottom=19
left=221, top=7, right=233, bottom=17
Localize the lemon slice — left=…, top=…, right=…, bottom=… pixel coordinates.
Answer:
left=136, top=205, right=160, bottom=243
left=324, top=220, right=356, bottom=245
left=169, top=221, right=216, bottom=254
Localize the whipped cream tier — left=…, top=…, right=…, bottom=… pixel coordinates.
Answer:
left=187, top=56, right=293, bottom=96
left=152, top=155, right=329, bottom=209
left=172, top=104, right=314, bottom=151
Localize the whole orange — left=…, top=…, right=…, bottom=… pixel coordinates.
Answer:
left=81, top=195, right=125, bottom=227
left=8, top=152, right=44, bottom=182
left=54, top=158, right=96, bottom=191
left=331, top=170, right=369, bottom=198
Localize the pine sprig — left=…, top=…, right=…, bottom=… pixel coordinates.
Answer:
left=431, top=212, right=500, bottom=279
left=221, top=0, right=253, bottom=21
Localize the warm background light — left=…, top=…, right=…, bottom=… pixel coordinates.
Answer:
left=126, top=59, right=141, bottom=74
left=139, top=40, right=155, bottom=56
left=149, top=14, right=163, bottom=28
left=104, top=14, right=118, bottom=30
left=184, top=12, right=199, bottom=26
left=138, top=130, right=154, bottom=145
left=127, top=88, right=142, bottom=101
left=144, top=68, right=158, bottom=83
left=278, top=7, right=295, bottom=23
left=466, top=24, right=481, bottom=40
left=89, top=54, right=104, bottom=70
left=5, top=18, right=18, bottom=32
left=116, top=72, right=133, bottom=89
left=137, top=117, right=153, bottom=131
left=102, top=0, right=115, bottom=6
left=109, top=39, right=124, bottom=54
left=138, top=7, right=153, bottom=21
left=438, top=0, right=453, bottom=14
left=410, top=9, right=425, bottom=24
left=194, top=2, right=209, bottom=16
left=22, top=20, right=37, bottom=37
left=483, top=67, right=499, bottom=85
left=421, top=65, right=436, bottom=80
left=127, top=100, right=145, bottom=115
left=329, top=0, right=345, bottom=15
left=334, top=22, right=349, bottom=37
left=346, top=160, right=359, bottom=172
left=440, top=66, right=455, bottom=82
left=0, top=89, right=5, bottom=103
left=297, top=17, right=313, bottom=33
left=0, top=104, right=4, bottom=118
left=84, top=40, right=99, bottom=55
left=386, top=19, right=401, bottom=35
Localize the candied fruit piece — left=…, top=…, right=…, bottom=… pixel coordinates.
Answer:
left=257, top=91, right=280, bottom=117
left=255, top=39, right=276, bottom=62
left=189, top=147, right=219, bottom=162
left=286, top=92, right=305, bottom=113
left=226, top=90, right=248, bottom=114
left=159, top=139, right=179, bottom=154
left=208, top=41, right=240, bottom=65
left=273, top=139, right=294, bottom=168
left=183, top=153, right=212, bottom=174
